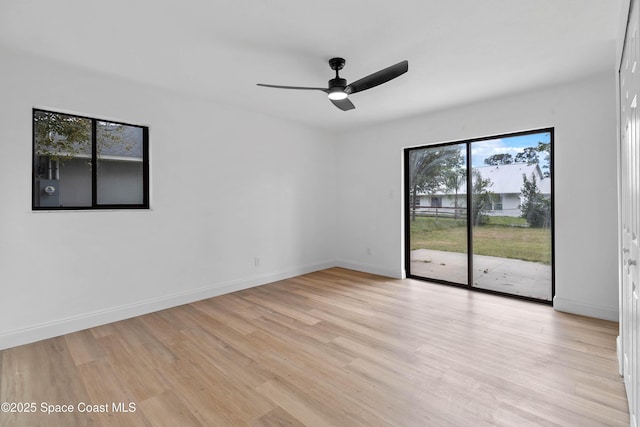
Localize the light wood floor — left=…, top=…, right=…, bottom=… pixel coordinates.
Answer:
left=0, top=268, right=629, bottom=426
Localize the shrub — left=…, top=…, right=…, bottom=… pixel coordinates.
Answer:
left=520, top=173, right=550, bottom=228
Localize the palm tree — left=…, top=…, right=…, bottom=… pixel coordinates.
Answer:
left=443, top=167, right=466, bottom=219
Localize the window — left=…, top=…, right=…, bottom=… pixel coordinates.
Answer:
left=32, top=109, right=149, bottom=209
left=493, top=195, right=503, bottom=211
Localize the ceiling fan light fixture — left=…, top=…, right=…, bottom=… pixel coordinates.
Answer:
left=328, top=88, right=348, bottom=100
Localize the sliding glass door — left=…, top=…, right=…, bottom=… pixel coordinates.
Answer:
left=405, top=129, right=553, bottom=302
left=407, top=143, right=469, bottom=284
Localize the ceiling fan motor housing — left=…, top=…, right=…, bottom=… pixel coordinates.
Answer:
left=329, top=78, right=347, bottom=89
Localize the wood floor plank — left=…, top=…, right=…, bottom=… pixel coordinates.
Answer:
left=64, top=329, right=105, bottom=366
left=251, top=406, right=305, bottom=427
left=0, top=267, right=630, bottom=426
left=192, top=299, right=260, bottom=335
left=76, top=359, right=150, bottom=427
left=0, top=338, right=99, bottom=427
left=137, top=390, right=202, bottom=427
left=137, top=312, right=184, bottom=347
left=96, top=335, right=169, bottom=402
left=154, top=357, right=240, bottom=426
left=255, top=376, right=356, bottom=427
left=174, top=329, right=276, bottom=418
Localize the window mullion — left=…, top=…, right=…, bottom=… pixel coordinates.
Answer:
left=91, top=119, right=97, bottom=207
left=466, top=142, right=473, bottom=289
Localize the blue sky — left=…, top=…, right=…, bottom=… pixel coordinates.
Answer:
left=470, top=131, right=551, bottom=168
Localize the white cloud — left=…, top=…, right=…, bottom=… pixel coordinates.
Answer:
left=470, top=138, right=524, bottom=165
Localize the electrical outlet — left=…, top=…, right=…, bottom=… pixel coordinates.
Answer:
left=254, top=257, right=260, bottom=267
left=366, top=247, right=372, bottom=255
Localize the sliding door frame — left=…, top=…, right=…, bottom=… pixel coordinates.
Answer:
left=404, top=128, right=555, bottom=305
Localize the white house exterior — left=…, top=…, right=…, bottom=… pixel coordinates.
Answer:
left=415, top=163, right=550, bottom=218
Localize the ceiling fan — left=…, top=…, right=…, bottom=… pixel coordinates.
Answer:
left=257, top=57, right=408, bottom=111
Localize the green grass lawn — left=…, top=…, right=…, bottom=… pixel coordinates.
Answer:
left=409, top=215, right=551, bottom=264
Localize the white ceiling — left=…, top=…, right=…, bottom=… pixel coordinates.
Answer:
left=0, top=0, right=624, bottom=132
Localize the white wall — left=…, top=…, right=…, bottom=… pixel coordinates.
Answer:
left=0, top=46, right=337, bottom=349
left=0, top=43, right=621, bottom=350
left=335, top=70, right=620, bottom=321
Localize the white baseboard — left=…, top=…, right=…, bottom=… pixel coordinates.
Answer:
left=335, top=259, right=404, bottom=279
left=553, top=296, right=619, bottom=322
left=0, top=260, right=336, bottom=351
left=617, top=335, right=623, bottom=376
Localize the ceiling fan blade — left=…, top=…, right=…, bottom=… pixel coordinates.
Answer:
left=330, top=97, right=356, bottom=111
left=257, top=83, right=328, bottom=92
left=345, top=60, right=408, bottom=95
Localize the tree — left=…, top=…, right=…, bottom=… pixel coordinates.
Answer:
left=514, top=147, right=539, bottom=164
left=471, top=169, right=497, bottom=226
left=442, top=167, right=466, bottom=219
left=513, top=142, right=551, bottom=177
left=34, top=111, right=130, bottom=159
left=408, top=146, right=463, bottom=221
left=33, top=110, right=91, bottom=161
left=519, top=173, right=550, bottom=228
left=34, top=111, right=131, bottom=182
left=535, top=142, right=551, bottom=177
left=484, top=153, right=513, bottom=165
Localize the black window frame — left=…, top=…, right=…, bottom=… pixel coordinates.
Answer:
left=32, top=108, right=149, bottom=210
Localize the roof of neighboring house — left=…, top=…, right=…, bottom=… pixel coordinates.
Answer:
left=425, top=163, right=551, bottom=196
left=475, top=163, right=551, bottom=195
left=98, top=125, right=144, bottom=159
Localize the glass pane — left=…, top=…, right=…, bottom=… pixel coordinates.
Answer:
left=408, top=144, right=468, bottom=284
left=96, top=121, right=144, bottom=205
left=33, top=111, right=92, bottom=207
left=470, top=133, right=552, bottom=300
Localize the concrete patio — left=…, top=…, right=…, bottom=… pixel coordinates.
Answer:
left=410, top=249, right=552, bottom=301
